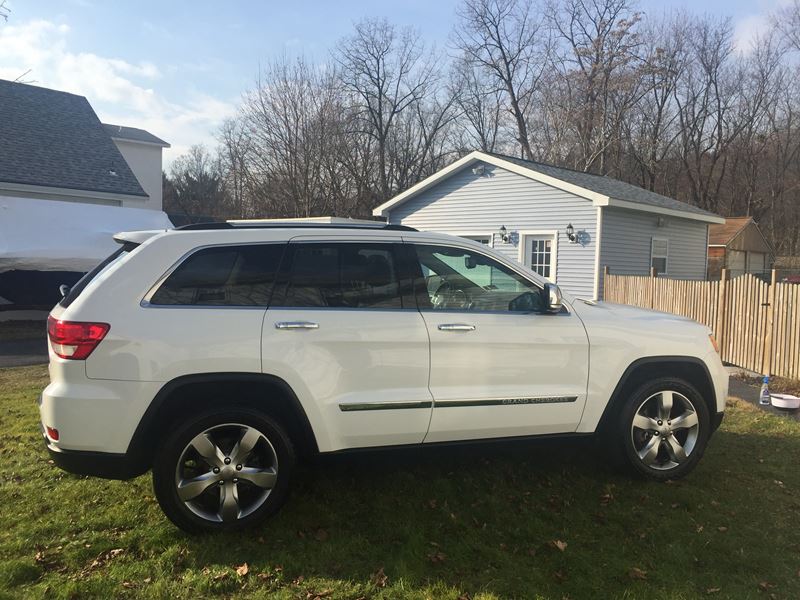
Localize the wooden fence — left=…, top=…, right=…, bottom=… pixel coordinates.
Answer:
left=604, top=268, right=800, bottom=379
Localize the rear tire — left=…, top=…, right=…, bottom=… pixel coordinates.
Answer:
left=617, top=377, right=710, bottom=481
left=152, top=406, right=295, bottom=534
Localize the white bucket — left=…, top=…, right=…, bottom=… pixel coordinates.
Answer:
left=770, top=394, right=800, bottom=410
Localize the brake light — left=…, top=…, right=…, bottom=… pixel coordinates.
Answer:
left=45, top=426, right=59, bottom=441
left=47, top=316, right=110, bottom=360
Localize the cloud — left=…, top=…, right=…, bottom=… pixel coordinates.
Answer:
left=0, top=19, right=235, bottom=164
left=733, top=13, right=771, bottom=54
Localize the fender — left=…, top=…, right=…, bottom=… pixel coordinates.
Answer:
left=593, top=355, right=718, bottom=435
left=126, top=372, right=319, bottom=472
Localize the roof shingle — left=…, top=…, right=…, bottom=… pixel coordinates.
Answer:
left=0, top=79, right=147, bottom=197
left=103, top=123, right=169, bottom=146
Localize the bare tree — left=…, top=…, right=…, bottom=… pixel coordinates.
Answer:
left=335, top=18, right=436, bottom=202
left=453, top=0, right=549, bottom=159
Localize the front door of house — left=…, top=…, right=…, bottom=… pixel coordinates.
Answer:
left=522, top=234, right=556, bottom=281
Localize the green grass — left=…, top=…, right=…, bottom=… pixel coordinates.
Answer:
left=1, top=365, right=799, bottom=599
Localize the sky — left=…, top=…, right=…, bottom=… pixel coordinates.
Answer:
left=0, top=0, right=789, bottom=166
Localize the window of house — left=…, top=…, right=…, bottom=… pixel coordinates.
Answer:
left=651, top=238, right=668, bottom=276
left=149, top=244, right=286, bottom=306
left=275, top=243, right=404, bottom=309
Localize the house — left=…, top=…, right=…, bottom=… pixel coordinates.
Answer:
left=0, top=79, right=167, bottom=210
left=0, top=79, right=172, bottom=308
left=707, top=217, right=773, bottom=278
left=373, top=151, right=724, bottom=299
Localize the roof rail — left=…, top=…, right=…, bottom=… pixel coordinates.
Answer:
left=176, top=222, right=418, bottom=232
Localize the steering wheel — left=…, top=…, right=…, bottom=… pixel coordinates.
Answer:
left=431, top=279, right=471, bottom=309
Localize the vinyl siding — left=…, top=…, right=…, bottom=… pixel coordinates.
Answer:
left=598, top=207, right=709, bottom=298
left=387, top=163, right=598, bottom=298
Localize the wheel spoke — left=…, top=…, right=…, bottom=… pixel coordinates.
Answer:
left=633, top=413, right=658, bottom=431
left=238, top=466, right=277, bottom=489
left=664, top=435, right=687, bottom=463
left=638, top=436, right=660, bottom=465
left=190, top=433, right=225, bottom=467
left=219, top=481, right=240, bottom=522
left=231, top=426, right=262, bottom=464
left=658, top=391, right=674, bottom=421
left=177, top=471, right=218, bottom=501
left=670, top=411, right=698, bottom=430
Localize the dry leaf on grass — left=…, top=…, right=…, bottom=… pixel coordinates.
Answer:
left=314, top=528, right=329, bottom=542
left=428, top=551, right=447, bottom=564
left=550, top=540, right=568, bottom=552
left=706, top=587, right=721, bottom=594
left=628, top=567, right=647, bottom=580
left=235, top=563, right=249, bottom=577
left=371, top=567, right=388, bottom=588
left=717, top=526, right=728, bottom=533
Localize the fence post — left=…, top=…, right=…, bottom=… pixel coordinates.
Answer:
left=603, top=265, right=609, bottom=301
left=715, top=269, right=728, bottom=359
left=762, top=269, right=777, bottom=376
left=650, top=267, right=656, bottom=309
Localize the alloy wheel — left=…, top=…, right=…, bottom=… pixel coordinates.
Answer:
left=630, top=390, right=700, bottom=472
left=174, top=423, right=278, bottom=523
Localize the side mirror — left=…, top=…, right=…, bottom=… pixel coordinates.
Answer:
left=541, top=282, right=563, bottom=314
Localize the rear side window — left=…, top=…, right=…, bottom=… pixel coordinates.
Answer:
left=274, top=243, right=405, bottom=309
left=149, top=244, right=286, bottom=306
left=60, top=243, right=136, bottom=308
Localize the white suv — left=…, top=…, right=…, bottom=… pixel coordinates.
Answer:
left=40, top=222, right=728, bottom=532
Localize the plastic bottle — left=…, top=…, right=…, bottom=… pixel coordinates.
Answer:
left=759, top=376, right=771, bottom=406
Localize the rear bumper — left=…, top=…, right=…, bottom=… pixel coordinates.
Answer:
left=42, top=427, right=142, bottom=480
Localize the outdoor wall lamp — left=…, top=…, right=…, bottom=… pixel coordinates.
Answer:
left=498, top=225, right=511, bottom=243
left=566, top=223, right=578, bottom=244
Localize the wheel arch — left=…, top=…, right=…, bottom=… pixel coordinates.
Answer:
left=125, top=372, right=319, bottom=476
left=595, top=356, right=717, bottom=436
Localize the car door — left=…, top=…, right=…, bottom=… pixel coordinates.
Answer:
left=261, top=237, right=433, bottom=452
left=407, top=241, right=590, bottom=443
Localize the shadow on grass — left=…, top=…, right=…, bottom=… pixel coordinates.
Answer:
left=139, top=428, right=800, bottom=598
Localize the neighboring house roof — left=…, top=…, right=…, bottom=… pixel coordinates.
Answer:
left=708, top=216, right=754, bottom=245
left=373, top=150, right=724, bottom=224
left=103, top=123, right=170, bottom=147
left=0, top=79, right=147, bottom=198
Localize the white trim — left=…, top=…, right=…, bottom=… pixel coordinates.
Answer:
left=651, top=237, right=669, bottom=276
left=597, top=197, right=724, bottom=224
left=452, top=231, right=495, bottom=248
left=704, top=224, right=710, bottom=278
left=593, top=206, right=603, bottom=300
left=517, top=230, right=558, bottom=282
left=0, top=181, right=148, bottom=202
left=110, top=136, right=170, bottom=148
left=372, top=150, right=724, bottom=224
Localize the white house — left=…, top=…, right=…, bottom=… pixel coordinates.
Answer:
left=374, top=151, right=725, bottom=300
left=104, top=123, right=170, bottom=210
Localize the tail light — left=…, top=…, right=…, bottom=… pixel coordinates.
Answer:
left=47, top=316, right=109, bottom=360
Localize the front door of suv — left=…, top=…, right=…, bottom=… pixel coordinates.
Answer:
left=261, top=238, right=433, bottom=451
left=408, top=243, right=589, bottom=443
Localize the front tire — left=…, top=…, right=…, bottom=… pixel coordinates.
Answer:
left=153, top=407, right=295, bottom=533
left=618, top=378, right=710, bottom=480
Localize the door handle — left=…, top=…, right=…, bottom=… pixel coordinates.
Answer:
left=438, top=323, right=476, bottom=331
left=275, top=321, right=319, bottom=330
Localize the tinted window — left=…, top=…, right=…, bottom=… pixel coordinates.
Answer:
left=412, top=244, right=544, bottom=313
left=149, top=244, right=285, bottom=306
left=276, top=243, right=404, bottom=309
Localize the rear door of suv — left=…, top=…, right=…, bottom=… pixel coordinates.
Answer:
left=261, top=236, right=433, bottom=451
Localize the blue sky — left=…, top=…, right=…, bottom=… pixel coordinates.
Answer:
left=0, top=0, right=785, bottom=164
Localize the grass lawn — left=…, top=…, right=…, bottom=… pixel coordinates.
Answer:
left=1, top=366, right=799, bottom=599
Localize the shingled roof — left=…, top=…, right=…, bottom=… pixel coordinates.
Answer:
left=103, top=123, right=169, bottom=147
left=485, top=152, right=719, bottom=220
left=708, top=216, right=753, bottom=246
left=0, top=79, right=147, bottom=197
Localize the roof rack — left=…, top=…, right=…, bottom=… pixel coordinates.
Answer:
left=176, top=222, right=418, bottom=232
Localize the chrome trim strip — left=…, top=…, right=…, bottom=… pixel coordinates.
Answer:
left=438, top=323, right=476, bottom=331
left=275, top=321, right=319, bottom=330
left=339, top=401, right=433, bottom=412
left=435, top=396, right=578, bottom=407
